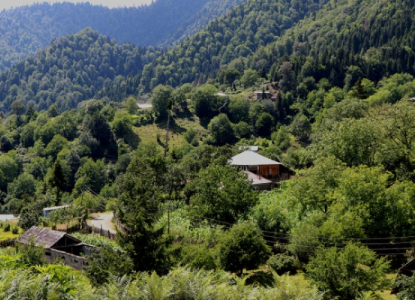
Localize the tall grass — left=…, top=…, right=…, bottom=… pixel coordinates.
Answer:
left=0, top=264, right=324, bottom=300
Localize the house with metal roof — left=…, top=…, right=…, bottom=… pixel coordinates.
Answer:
left=229, top=151, right=294, bottom=189
left=43, top=205, right=70, bottom=218
left=19, top=226, right=97, bottom=270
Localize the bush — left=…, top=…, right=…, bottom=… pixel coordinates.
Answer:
left=3, top=222, right=11, bottom=232
left=218, top=222, right=271, bottom=274
left=11, top=226, right=19, bottom=234
left=184, top=127, right=197, bottom=144
left=267, top=254, right=297, bottom=275
left=395, top=274, right=415, bottom=300
left=180, top=243, right=217, bottom=270
left=306, top=244, right=390, bottom=299
left=86, top=246, right=134, bottom=286
left=234, top=121, right=252, bottom=139
left=255, top=113, right=274, bottom=136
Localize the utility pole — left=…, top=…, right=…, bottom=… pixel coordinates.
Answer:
left=80, top=188, right=84, bottom=229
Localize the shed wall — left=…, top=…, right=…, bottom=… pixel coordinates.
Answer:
left=259, top=165, right=279, bottom=179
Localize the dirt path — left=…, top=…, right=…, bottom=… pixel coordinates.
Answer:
left=89, top=213, right=116, bottom=234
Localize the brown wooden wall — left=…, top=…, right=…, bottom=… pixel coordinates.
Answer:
left=259, top=165, right=279, bottom=179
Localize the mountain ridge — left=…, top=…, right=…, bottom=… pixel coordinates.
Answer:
left=0, top=0, right=245, bottom=71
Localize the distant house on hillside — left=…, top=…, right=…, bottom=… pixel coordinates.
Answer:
left=214, top=93, right=229, bottom=97
left=19, top=226, right=97, bottom=270
left=43, top=205, right=70, bottom=218
left=229, top=151, right=294, bottom=190
left=254, top=91, right=271, bottom=100
left=138, top=103, right=153, bottom=109
left=238, top=146, right=259, bottom=153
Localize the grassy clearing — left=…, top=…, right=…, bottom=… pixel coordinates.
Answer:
left=0, top=223, right=21, bottom=241
left=133, top=109, right=208, bottom=150
left=376, top=273, right=397, bottom=300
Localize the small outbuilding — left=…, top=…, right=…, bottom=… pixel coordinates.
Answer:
left=138, top=103, right=153, bottom=109
left=214, top=93, right=229, bottom=97
left=19, top=226, right=97, bottom=270
left=43, top=205, right=70, bottom=218
left=254, top=91, right=271, bottom=100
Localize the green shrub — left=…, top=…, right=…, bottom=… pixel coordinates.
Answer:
left=180, top=243, right=217, bottom=270
left=306, top=244, right=390, bottom=299
left=218, top=222, right=271, bottom=274
left=395, top=274, right=415, bottom=300
left=267, top=254, right=297, bottom=275
left=11, top=226, right=19, bottom=234
left=3, top=222, right=11, bottom=232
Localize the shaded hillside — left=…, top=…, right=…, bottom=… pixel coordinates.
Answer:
left=100, top=0, right=415, bottom=100
left=161, top=0, right=246, bottom=47
left=0, top=0, right=245, bottom=71
left=249, top=0, right=415, bottom=85
left=0, top=28, right=161, bottom=113
left=100, top=0, right=331, bottom=97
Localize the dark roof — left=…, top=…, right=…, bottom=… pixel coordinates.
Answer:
left=19, top=226, right=81, bottom=249
left=392, top=257, right=415, bottom=294
left=398, top=257, right=415, bottom=276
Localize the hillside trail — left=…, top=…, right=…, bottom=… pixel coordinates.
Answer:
left=89, top=213, right=116, bottom=234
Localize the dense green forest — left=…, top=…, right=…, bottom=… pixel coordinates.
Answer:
left=0, top=0, right=244, bottom=71
left=2, top=0, right=415, bottom=298
left=2, top=72, right=415, bottom=298
left=0, top=28, right=162, bottom=113
left=101, top=0, right=415, bottom=99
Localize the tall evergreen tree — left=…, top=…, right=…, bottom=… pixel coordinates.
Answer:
left=115, top=154, right=171, bottom=274
left=48, top=159, right=68, bottom=202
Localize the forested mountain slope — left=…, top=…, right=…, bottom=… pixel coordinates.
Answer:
left=246, top=0, right=415, bottom=85
left=160, top=0, right=247, bottom=47
left=0, top=28, right=161, bottom=113
left=101, top=0, right=415, bottom=99
left=0, top=0, right=244, bottom=71
left=134, top=0, right=330, bottom=93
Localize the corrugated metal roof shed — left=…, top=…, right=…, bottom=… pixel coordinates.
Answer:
left=43, top=205, right=70, bottom=211
left=19, top=226, right=81, bottom=249
left=229, top=151, right=282, bottom=166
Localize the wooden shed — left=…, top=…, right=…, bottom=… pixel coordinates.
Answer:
left=19, top=226, right=97, bottom=270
